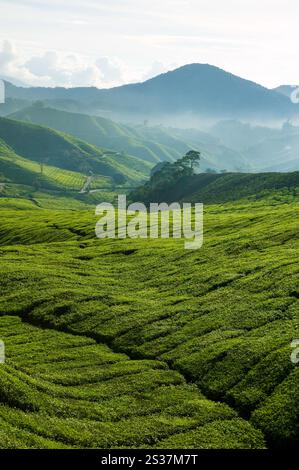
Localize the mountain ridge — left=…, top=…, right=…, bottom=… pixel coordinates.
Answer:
left=4, top=64, right=299, bottom=123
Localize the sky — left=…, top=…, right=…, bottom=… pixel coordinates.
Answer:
left=0, top=0, right=299, bottom=89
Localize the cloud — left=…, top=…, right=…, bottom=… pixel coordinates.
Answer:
left=96, top=57, right=124, bottom=83
left=0, top=40, right=176, bottom=89
left=24, top=51, right=102, bottom=87
left=0, top=40, right=129, bottom=88
left=0, top=40, right=17, bottom=74
left=26, top=51, right=66, bottom=80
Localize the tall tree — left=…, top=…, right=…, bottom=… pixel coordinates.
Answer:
left=183, top=150, right=201, bottom=171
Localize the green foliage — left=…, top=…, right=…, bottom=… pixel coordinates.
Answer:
left=130, top=150, right=201, bottom=202
left=0, top=148, right=112, bottom=191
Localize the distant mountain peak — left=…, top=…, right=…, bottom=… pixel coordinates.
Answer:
left=4, top=64, right=299, bottom=124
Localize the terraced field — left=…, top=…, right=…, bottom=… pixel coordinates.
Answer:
left=0, top=153, right=112, bottom=191
left=0, top=117, right=152, bottom=187
left=0, top=316, right=264, bottom=449
left=0, top=194, right=298, bottom=448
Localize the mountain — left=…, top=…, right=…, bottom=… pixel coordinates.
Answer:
left=9, top=105, right=250, bottom=172
left=92, top=64, right=298, bottom=122
left=4, top=64, right=299, bottom=123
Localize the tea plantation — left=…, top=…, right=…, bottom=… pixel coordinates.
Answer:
left=0, top=316, right=264, bottom=448
left=0, top=191, right=298, bottom=448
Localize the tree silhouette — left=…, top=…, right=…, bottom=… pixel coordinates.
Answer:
left=182, top=150, right=201, bottom=171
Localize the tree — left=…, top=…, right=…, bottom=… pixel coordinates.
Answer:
left=150, top=161, right=168, bottom=177
left=129, top=149, right=202, bottom=204
left=182, top=150, right=201, bottom=171
left=148, top=150, right=201, bottom=190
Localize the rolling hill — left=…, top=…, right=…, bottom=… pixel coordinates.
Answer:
left=9, top=105, right=181, bottom=164
left=0, top=139, right=113, bottom=193
left=0, top=98, right=32, bottom=117
left=0, top=117, right=151, bottom=192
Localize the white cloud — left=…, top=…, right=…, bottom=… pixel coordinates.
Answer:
left=95, top=57, right=124, bottom=83
left=0, top=40, right=17, bottom=74
left=25, top=51, right=101, bottom=86
left=0, top=40, right=130, bottom=88
left=0, top=39, right=174, bottom=88
left=26, top=51, right=64, bottom=78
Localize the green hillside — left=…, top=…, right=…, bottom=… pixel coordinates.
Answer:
left=0, top=117, right=151, bottom=186
left=0, top=189, right=298, bottom=448
left=0, top=138, right=113, bottom=192
left=9, top=106, right=180, bottom=164
left=130, top=171, right=299, bottom=205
